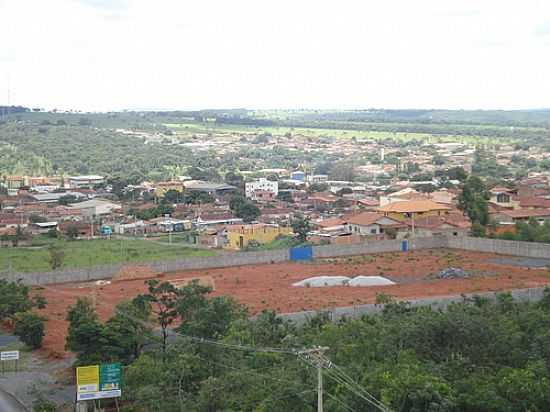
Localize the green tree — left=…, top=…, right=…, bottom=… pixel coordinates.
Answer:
left=65, top=224, right=79, bottom=240
left=47, top=244, right=65, bottom=270
left=291, top=215, right=311, bottom=242
left=65, top=298, right=108, bottom=364
left=141, top=280, right=181, bottom=359
left=103, top=297, right=153, bottom=364
left=229, top=195, right=260, bottom=222
left=458, top=176, right=489, bottom=225
left=0, top=280, right=46, bottom=321
left=14, top=312, right=45, bottom=349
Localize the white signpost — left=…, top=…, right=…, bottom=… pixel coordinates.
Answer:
left=1, top=351, right=20, bottom=361
left=0, top=350, right=20, bottom=372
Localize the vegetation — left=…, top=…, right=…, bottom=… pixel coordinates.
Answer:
left=14, top=312, right=45, bottom=349
left=291, top=215, right=311, bottom=242
left=229, top=195, right=260, bottom=223
left=61, top=280, right=550, bottom=412
left=0, top=279, right=47, bottom=349
left=497, top=218, right=550, bottom=243
left=458, top=175, right=489, bottom=225
left=0, top=237, right=215, bottom=273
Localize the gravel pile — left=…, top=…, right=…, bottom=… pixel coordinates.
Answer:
left=437, top=267, right=470, bottom=279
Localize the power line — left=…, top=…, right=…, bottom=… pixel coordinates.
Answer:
left=37, top=282, right=390, bottom=411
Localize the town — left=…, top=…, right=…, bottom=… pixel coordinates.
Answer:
left=3, top=0, right=550, bottom=409
left=1, top=124, right=549, bottom=257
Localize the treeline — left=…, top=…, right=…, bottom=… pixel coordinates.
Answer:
left=0, top=122, right=194, bottom=178
left=61, top=279, right=550, bottom=411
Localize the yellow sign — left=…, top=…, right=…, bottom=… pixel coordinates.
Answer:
left=76, top=365, right=99, bottom=393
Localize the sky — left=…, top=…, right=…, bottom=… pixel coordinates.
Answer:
left=1, top=0, right=550, bottom=111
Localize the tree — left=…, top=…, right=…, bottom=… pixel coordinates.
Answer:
left=225, top=171, right=244, bottom=189
left=163, top=189, right=184, bottom=204
left=65, top=224, right=79, bottom=240
left=277, top=190, right=294, bottom=202
left=141, top=280, right=181, bottom=359
left=176, top=281, right=246, bottom=340
left=58, top=194, right=79, bottom=205
left=291, top=215, right=311, bottom=242
left=471, top=222, right=486, bottom=237
left=48, top=245, right=65, bottom=270
left=65, top=297, right=109, bottom=365
left=230, top=195, right=260, bottom=223
left=0, top=280, right=46, bottom=321
left=458, top=176, right=489, bottom=225
left=29, top=214, right=47, bottom=223
left=103, top=297, right=152, bottom=364
left=14, top=312, right=45, bottom=349
left=309, top=183, right=329, bottom=193
left=12, top=225, right=27, bottom=247
left=336, top=187, right=353, bottom=197
left=329, top=161, right=354, bottom=181
left=235, top=202, right=260, bottom=223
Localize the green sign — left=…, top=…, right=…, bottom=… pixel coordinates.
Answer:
left=99, top=363, right=121, bottom=391
left=76, top=363, right=121, bottom=401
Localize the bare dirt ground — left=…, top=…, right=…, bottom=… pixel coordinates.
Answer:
left=36, top=249, right=550, bottom=356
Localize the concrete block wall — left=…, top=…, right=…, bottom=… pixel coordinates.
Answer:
left=446, top=236, right=550, bottom=259
left=6, top=235, right=550, bottom=286
left=279, top=286, right=550, bottom=325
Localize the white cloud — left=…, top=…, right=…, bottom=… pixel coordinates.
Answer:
left=1, top=0, right=550, bottom=111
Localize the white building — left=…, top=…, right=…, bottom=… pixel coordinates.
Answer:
left=68, top=175, right=105, bottom=188
left=245, top=178, right=278, bottom=199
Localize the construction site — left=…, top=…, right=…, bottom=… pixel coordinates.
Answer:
left=36, top=246, right=550, bottom=357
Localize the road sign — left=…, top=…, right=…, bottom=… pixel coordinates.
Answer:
left=76, top=363, right=121, bottom=401
left=0, top=351, right=19, bottom=361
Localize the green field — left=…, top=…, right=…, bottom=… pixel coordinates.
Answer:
left=0, top=237, right=215, bottom=273
left=165, top=121, right=513, bottom=144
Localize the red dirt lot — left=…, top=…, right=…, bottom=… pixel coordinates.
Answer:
left=36, top=249, right=550, bottom=356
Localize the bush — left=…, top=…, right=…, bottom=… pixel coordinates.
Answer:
left=14, top=312, right=45, bottom=349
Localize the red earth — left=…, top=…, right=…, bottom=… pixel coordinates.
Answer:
left=36, top=249, right=550, bottom=357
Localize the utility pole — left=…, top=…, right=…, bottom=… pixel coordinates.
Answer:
left=298, top=346, right=330, bottom=412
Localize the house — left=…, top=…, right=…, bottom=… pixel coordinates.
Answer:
left=492, top=209, right=550, bottom=224
left=307, top=174, right=329, bottom=184
left=197, top=227, right=227, bottom=248
left=377, top=200, right=451, bottom=222
left=308, top=229, right=361, bottom=245
left=58, top=221, right=94, bottom=238
left=225, top=223, right=293, bottom=249
left=245, top=178, right=278, bottom=199
left=345, top=212, right=406, bottom=237
left=31, top=221, right=58, bottom=235
left=68, top=175, right=105, bottom=188
left=149, top=217, right=192, bottom=232
left=184, top=180, right=236, bottom=196
left=31, top=191, right=87, bottom=204
left=308, top=193, right=340, bottom=210
left=407, top=214, right=471, bottom=237
left=489, top=187, right=518, bottom=209
left=68, top=199, right=122, bottom=218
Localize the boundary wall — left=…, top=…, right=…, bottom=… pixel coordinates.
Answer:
left=3, top=236, right=550, bottom=285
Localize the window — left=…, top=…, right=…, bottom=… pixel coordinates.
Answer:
left=370, top=228, right=377, bottom=234
left=497, top=193, right=510, bottom=203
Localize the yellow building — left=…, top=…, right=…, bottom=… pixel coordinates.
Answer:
left=154, top=181, right=185, bottom=198
left=377, top=200, right=451, bottom=222
left=225, top=223, right=293, bottom=250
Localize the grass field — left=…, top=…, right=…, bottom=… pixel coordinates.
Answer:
left=0, top=237, right=215, bottom=273
left=165, top=121, right=513, bottom=144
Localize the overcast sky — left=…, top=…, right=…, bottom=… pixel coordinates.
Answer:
left=1, top=0, right=550, bottom=111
